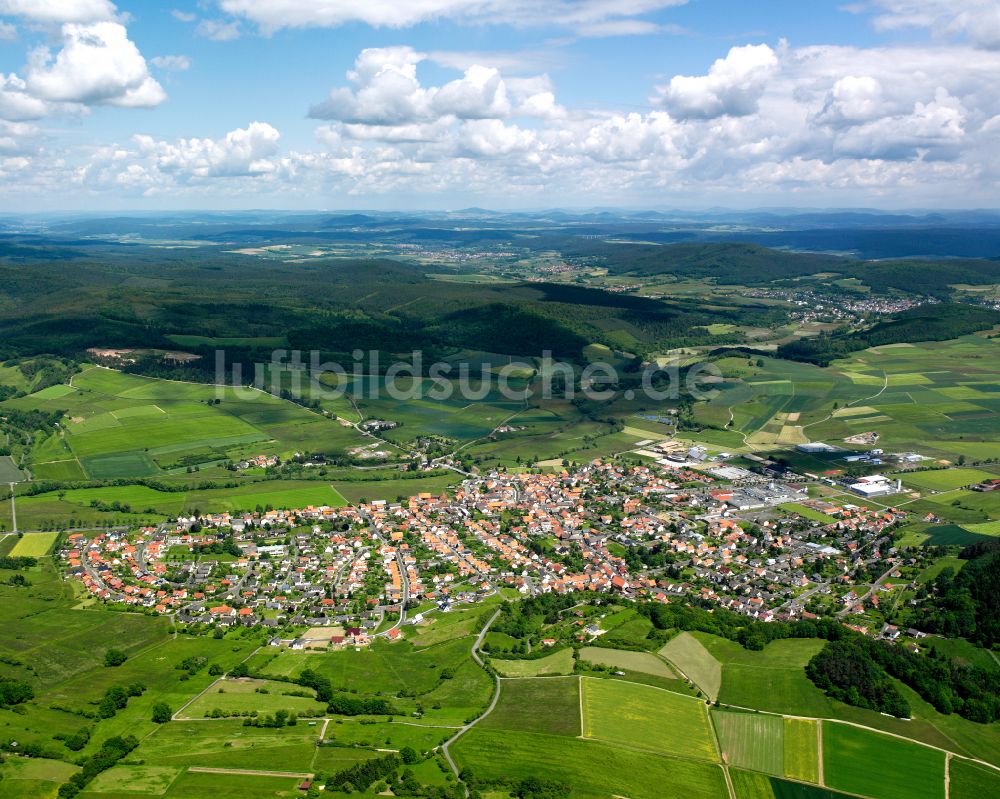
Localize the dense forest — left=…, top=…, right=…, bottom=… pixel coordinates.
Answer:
left=917, top=540, right=1000, bottom=648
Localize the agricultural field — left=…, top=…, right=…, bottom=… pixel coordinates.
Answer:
left=452, top=728, right=728, bottom=799
left=822, top=722, right=945, bottom=799
left=580, top=676, right=718, bottom=761
left=950, top=759, right=1000, bottom=799
left=783, top=719, right=820, bottom=783
left=81, top=768, right=305, bottom=798
left=130, top=719, right=320, bottom=772
left=0, top=757, right=79, bottom=799
left=9, top=531, right=58, bottom=556
left=659, top=632, right=723, bottom=700
left=901, top=468, right=999, bottom=492
left=491, top=647, right=575, bottom=677
left=712, top=710, right=783, bottom=775
left=478, top=676, right=581, bottom=736
left=179, top=677, right=327, bottom=719
left=0, top=454, right=24, bottom=482
left=578, top=646, right=679, bottom=679
left=693, top=336, right=1000, bottom=464
left=3, top=367, right=367, bottom=483
left=254, top=636, right=474, bottom=696
left=701, top=636, right=832, bottom=718
left=730, top=770, right=852, bottom=799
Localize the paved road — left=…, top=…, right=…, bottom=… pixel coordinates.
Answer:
left=8, top=483, right=16, bottom=534
left=441, top=608, right=502, bottom=796
left=838, top=563, right=897, bottom=617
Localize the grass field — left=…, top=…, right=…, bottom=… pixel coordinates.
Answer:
left=950, top=758, right=1000, bottom=799
left=579, top=646, right=679, bottom=679
left=783, top=718, right=820, bottom=783
left=712, top=710, right=783, bottom=775
left=85, top=765, right=183, bottom=794
left=255, top=636, right=476, bottom=704
left=80, top=769, right=303, bottom=798
left=9, top=531, right=59, bottom=556
left=822, top=722, right=945, bottom=799
left=3, top=367, right=369, bottom=489
left=479, top=677, right=581, bottom=736
left=581, top=677, right=718, bottom=762
left=730, top=770, right=851, bottom=799
left=0, top=758, right=78, bottom=799
left=659, top=632, right=723, bottom=700
left=180, top=677, right=327, bottom=719
left=492, top=647, right=575, bottom=677
left=902, top=468, right=998, bottom=492
left=131, top=719, right=320, bottom=772
left=453, top=728, right=727, bottom=799
left=779, top=503, right=838, bottom=524
left=0, top=454, right=25, bottom=482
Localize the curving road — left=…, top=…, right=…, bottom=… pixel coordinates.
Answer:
left=441, top=608, right=502, bottom=796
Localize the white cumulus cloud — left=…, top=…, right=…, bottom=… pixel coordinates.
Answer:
left=0, top=0, right=116, bottom=24
left=26, top=21, right=166, bottom=108
left=133, top=121, right=281, bottom=178
left=651, top=43, right=779, bottom=119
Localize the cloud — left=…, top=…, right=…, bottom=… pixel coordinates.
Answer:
left=151, top=55, right=191, bottom=71
left=309, top=46, right=542, bottom=125
left=814, top=75, right=885, bottom=127
left=195, top=18, right=241, bottom=40
left=216, top=0, right=687, bottom=35
left=0, top=0, right=116, bottom=24
left=133, top=121, right=281, bottom=178
left=0, top=21, right=16, bottom=40
left=651, top=43, right=778, bottom=119
left=26, top=21, right=166, bottom=107
left=9, top=35, right=1000, bottom=208
left=171, top=10, right=197, bottom=23
left=870, top=0, right=1000, bottom=49
left=0, top=74, right=50, bottom=120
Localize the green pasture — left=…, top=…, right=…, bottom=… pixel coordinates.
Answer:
left=822, top=721, right=945, bottom=799
left=580, top=677, right=717, bottom=762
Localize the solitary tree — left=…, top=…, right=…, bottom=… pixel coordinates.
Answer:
left=151, top=702, right=172, bottom=724
left=104, top=649, right=127, bottom=667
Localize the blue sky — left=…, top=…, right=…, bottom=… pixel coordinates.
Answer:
left=0, top=0, right=997, bottom=210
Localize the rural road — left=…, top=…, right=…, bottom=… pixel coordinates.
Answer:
left=441, top=607, right=502, bottom=795
left=8, top=482, right=16, bottom=533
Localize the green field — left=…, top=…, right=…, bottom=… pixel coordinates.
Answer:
left=85, top=765, right=183, bottom=794
left=730, top=770, right=853, bottom=799
left=783, top=718, right=820, bottom=783
left=950, top=758, right=1000, bottom=799
left=779, top=503, right=838, bottom=524
left=180, top=677, right=327, bottom=719
left=9, top=531, right=59, bottom=556
left=579, top=646, right=679, bottom=679
left=902, top=468, right=998, bottom=493
left=492, top=647, right=575, bottom=677
left=581, top=677, right=718, bottom=761
left=5, top=367, right=368, bottom=486
left=80, top=769, right=302, bottom=798
left=712, top=710, right=783, bottom=775
left=479, top=676, right=581, bottom=736
left=0, top=454, right=25, bottom=482
left=453, top=728, right=727, bottom=799
left=822, top=722, right=945, bottom=799
left=659, top=632, right=723, bottom=700
left=695, top=337, right=1000, bottom=463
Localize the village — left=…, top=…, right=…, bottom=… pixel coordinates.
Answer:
left=57, top=457, right=921, bottom=649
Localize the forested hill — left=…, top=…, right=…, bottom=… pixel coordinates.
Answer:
left=545, top=239, right=1000, bottom=295
left=777, top=304, right=1000, bottom=366
left=919, top=539, right=1000, bottom=648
